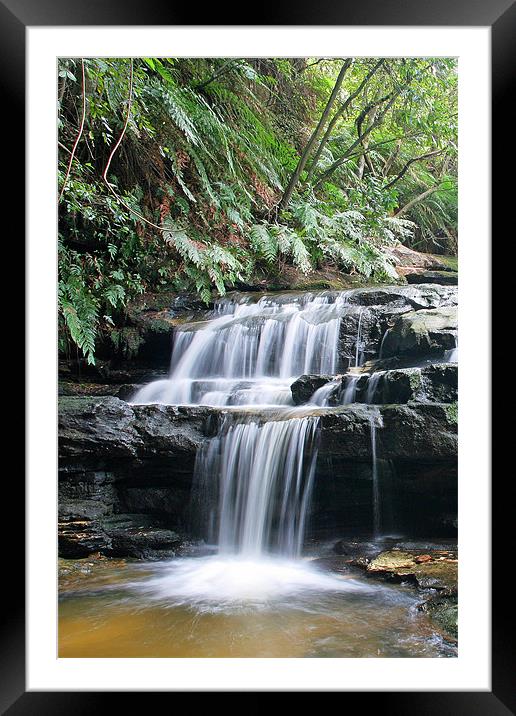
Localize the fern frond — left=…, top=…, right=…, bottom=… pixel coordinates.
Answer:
left=250, top=223, right=277, bottom=263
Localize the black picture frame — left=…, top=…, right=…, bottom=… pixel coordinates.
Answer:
left=5, top=0, right=510, bottom=709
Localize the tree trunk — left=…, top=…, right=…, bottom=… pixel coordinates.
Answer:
left=382, top=139, right=402, bottom=177
left=312, top=86, right=404, bottom=191
left=304, top=59, right=384, bottom=187
left=393, top=185, right=441, bottom=217
left=278, top=58, right=352, bottom=210
left=357, top=105, right=378, bottom=178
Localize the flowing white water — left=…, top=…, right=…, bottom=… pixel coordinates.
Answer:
left=355, top=309, right=365, bottom=367
left=341, top=373, right=361, bottom=404
left=131, top=291, right=386, bottom=605
left=445, top=335, right=458, bottom=363
left=133, top=292, right=352, bottom=407
left=194, top=415, right=320, bottom=558
left=145, top=411, right=362, bottom=606
left=310, top=380, right=340, bottom=406
left=365, top=371, right=385, bottom=404
left=131, top=554, right=368, bottom=612
left=369, top=409, right=383, bottom=537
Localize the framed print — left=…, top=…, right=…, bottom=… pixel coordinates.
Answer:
left=4, top=0, right=511, bottom=709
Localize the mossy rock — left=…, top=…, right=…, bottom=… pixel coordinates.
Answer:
left=381, top=305, right=457, bottom=359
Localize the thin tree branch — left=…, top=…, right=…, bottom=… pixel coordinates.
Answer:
left=383, top=149, right=444, bottom=191
left=312, top=63, right=435, bottom=189
left=195, top=59, right=239, bottom=91
left=393, top=183, right=445, bottom=217
left=101, top=60, right=167, bottom=233
left=296, top=58, right=328, bottom=73
left=382, top=139, right=402, bottom=176
left=312, top=83, right=405, bottom=190
left=58, top=59, right=86, bottom=202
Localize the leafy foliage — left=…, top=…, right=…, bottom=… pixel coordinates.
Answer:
left=58, top=56, right=457, bottom=363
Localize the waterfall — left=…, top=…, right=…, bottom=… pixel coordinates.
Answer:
left=355, top=309, right=364, bottom=367
left=310, top=380, right=340, bottom=406
left=341, top=374, right=361, bottom=404
left=369, top=410, right=383, bottom=537
left=132, top=289, right=391, bottom=563
left=365, top=371, right=384, bottom=404
left=194, top=416, right=320, bottom=558
left=378, top=330, right=388, bottom=360
left=132, top=292, right=350, bottom=407
left=445, top=335, right=458, bottom=362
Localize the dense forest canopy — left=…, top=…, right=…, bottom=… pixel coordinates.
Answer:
left=58, top=57, right=458, bottom=364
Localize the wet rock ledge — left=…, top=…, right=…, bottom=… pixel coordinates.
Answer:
left=59, top=396, right=457, bottom=558
left=59, top=395, right=457, bottom=464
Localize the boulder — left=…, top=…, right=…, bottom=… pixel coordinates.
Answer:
left=384, top=245, right=450, bottom=271
left=335, top=285, right=457, bottom=365
left=338, top=308, right=386, bottom=366
left=405, top=270, right=458, bottom=285
left=365, top=549, right=458, bottom=592
left=380, top=305, right=457, bottom=359
left=59, top=396, right=143, bottom=459
left=418, top=594, right=458, bottom=640
left=374, top=363, right=458, bottom=404
left=319, top=402, right=457, bottom=460
left=290, top=375, right=336, bottom=405
left=58, top=396, right=218, bottom=462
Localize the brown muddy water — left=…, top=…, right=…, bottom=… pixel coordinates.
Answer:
left=59, top=554, right=456, bottom=658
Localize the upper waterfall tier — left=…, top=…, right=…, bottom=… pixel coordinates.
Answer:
left=131, top=286, right=457, bottom=408
left=173, top=293, right=348, bottom=378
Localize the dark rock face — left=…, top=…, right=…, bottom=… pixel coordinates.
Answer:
left=60, top=396, right=455, bottom=466
left=309, top=457, right=456, bottom=538
left=59, top=382, right=144, bottom=400
left=58, top=397, right=221, bottom=558
left=59, top=512, right=185, bottom=560
left=318, top=402, right=457, bottom=461
left=59, top=396, right=458, bottom=557
left=370, top=364, right=458, bottom=404
left=344, top=284, right=457, bottom=311
left=380, top=306, right=457, bottom=360
left=297, top=363, right=458, bottom=406
left=59, top=396, right=143, bottom=459
left=59, top=396, right=217, bottom=462
left=335, top=285, right=457, bottom=366
left=405, top=270, right=458, bottom=285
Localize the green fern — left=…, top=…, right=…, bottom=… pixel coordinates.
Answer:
left=250, top=223, right=278, bottom=263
